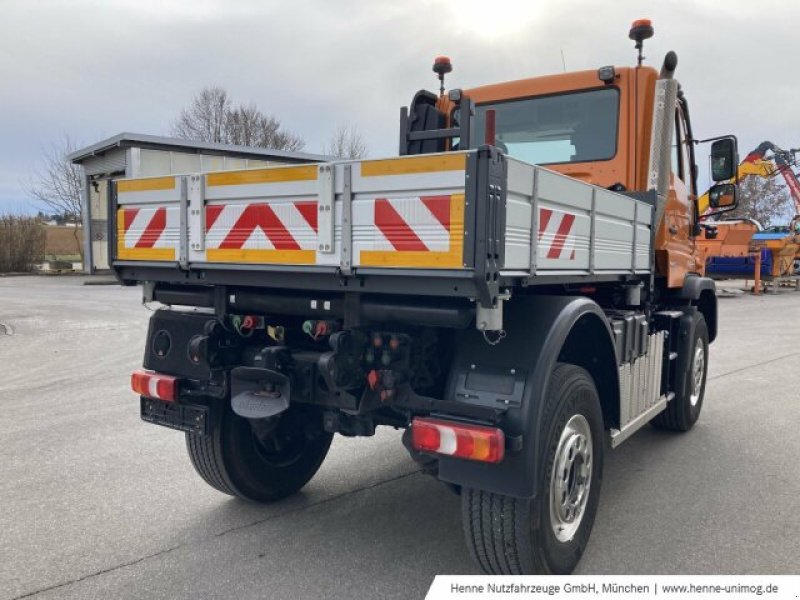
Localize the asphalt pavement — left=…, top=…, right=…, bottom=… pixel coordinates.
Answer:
left=1, top=276, right=798, bottom=600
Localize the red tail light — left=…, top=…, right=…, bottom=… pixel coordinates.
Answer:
left=411, top=417, right=505, bottom=464
left=131, top=369, right=178, bottom=402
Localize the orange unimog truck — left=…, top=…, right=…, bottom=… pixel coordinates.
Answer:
left=118, top=21, right=738, bottom=574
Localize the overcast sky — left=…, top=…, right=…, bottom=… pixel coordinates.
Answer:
left=2, top=0, right=799, bottom=213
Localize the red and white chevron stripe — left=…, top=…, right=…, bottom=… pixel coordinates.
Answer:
left=538, top=207, right=576, bottom=261
left=120, top=206, right=179, bottom=249
left=372, top=195, right=451, bottom=252
left=205, top=201, right=318, bottom=251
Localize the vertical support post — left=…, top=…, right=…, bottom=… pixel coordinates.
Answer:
left=81, top=172, right=93, bottom=274
left=178, top=176, right=188, bottom=269
left=107, top=180, right=117, bottom=267
left=753, top=250, right=761, bottom=295
left=528, top=168, right=539, bottom=277
left=317, top=164, right=335, bottom=254
left=589, top=187, right=597, bottom=275
left=399, top=106, right=409, bottom=156
left=458, top=97, right=474, bottom=151
left=187, top=175, right=205, bottom=264
left=340, top=164, right=353, bottom=275
left=472, top=147, right=506, bottom=307
left=631, top=201, right=639, bottom=273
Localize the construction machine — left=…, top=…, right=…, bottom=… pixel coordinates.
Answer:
left=747, top=144, right=800, bottom=284
left=698, top=219, right=761, bottom=280
left=699, top=142, right=800, bottom=286
left=113, top=21, right=739, bottom=574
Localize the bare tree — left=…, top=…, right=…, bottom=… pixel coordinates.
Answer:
left=224, top=104, right=263, bottom=147
left=171, top=86, right=305, bottom=151
left=225, top=104, right=305, bottom=151
left=323, top=123, right=368, bottom=159
left=27, top=134, right=84, bottom=260
left=172, top=86, right=230, bottom=143
left=723, top=173, right=792, bottom=227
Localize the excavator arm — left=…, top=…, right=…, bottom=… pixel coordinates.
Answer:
left=697, top=158, right=775, bottom=214
left=699, top=141, right=800, bottom=216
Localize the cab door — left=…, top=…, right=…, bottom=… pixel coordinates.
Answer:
left=659, top=105, right=698, bottom=286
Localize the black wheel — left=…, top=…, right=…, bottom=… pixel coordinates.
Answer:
left=652, top=314, right=708, bottom=432
left=461, top=363, right=604, bottom=574
left=186, top=403, right=333, bottom=502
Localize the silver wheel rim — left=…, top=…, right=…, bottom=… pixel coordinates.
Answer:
left=549, top=414, right=592, bottom=543
left=690, top=338, right=705, bottom=407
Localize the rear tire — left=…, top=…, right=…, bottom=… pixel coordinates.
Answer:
left=186, top=403, right=333, bottom=502
left=461, top=363, right=604, bottom=574
left=652, top=314, right=708, bottom=431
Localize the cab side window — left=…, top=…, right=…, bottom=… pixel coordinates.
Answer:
left=671, top=136, right=681, bottom=180
left=673, top=107, right=696, bottom=196
left=672, top=109, right=686, bottom=183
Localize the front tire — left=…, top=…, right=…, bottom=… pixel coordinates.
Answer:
left=652, top=313, right=709, bottom=431
left=186, top=403, right=333, bottom=502
left=461, top=363, right=604, bottom=574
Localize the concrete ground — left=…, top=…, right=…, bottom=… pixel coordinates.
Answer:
left=0, top=276, right=798, bottom=600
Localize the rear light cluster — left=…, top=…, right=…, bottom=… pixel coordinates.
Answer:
left=131, top=369, right=179, bottom=402
left=411, top=417, right=505, bottom=464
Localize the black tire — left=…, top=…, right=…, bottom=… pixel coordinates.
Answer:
left=186, top=403, right=333, bottom=502
left=652, top=314, right=708, bottom=432
left=461, top=363, right=604, bottom=574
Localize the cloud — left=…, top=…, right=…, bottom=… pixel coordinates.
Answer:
left=2, top=0, right=799, bottom=211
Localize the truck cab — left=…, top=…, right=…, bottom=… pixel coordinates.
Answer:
left=405, top=57, right=719, bottom=294
left=468, top=65, right=706, bottom=288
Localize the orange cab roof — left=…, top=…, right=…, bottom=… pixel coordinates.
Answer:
left=464, top=66, right=655, bottom=104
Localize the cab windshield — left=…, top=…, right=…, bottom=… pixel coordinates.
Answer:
left=473, top=88, right=619, bottom=164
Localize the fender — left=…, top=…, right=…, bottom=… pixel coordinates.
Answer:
left=673, top=274, right=718, bottom=342
left=677, top=273, right=716, bottom=300
left=438, top=295, right=619, bottom=498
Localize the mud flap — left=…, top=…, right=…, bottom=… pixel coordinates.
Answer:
left=437, top=295, right=618, bottom=498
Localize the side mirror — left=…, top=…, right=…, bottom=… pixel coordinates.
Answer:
left=710, top=137, right=738, bottom=182
left=708, top=182, right=737, bottom=210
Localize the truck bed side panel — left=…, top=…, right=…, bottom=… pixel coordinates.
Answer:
left=351, top=155, right=467, bottom=269
left=111, top=152, right=653, bottom=295
left=116, top=176, right=183, bottom=263
left=503, top=158, right=653, bottom=276
left=201, top=165, right=321, bottom=266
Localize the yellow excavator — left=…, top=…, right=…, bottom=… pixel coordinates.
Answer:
left=697, top=158, right=774, bottom=214
left=698, top=142, right=800, bottom=286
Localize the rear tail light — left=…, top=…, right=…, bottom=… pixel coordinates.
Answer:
left=411, top=417, right=505, bottom=464
left=131, top=369, right=179, bottom=402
